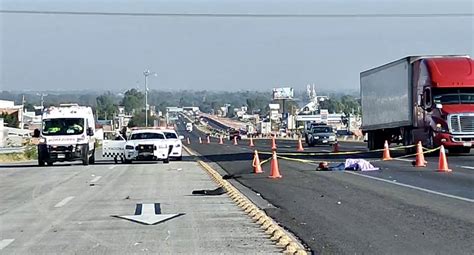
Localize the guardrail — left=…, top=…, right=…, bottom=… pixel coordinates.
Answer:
left=0, top=147, right=25, bottom=154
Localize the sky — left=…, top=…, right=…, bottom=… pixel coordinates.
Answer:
left=0, top=0, right=473, bottom=92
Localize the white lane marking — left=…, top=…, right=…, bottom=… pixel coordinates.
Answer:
left=0, top=239, right=14, bottom=250
left=345, top=171, right=474, bottom=203
left=54, top=196, right=75, bottom=208
left=108, top=165, right=117, bottom=170
left=460, top=166, right=474, bottom=170
left=91, top=176, right=102, bottom=183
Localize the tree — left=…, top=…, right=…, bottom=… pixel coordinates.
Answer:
left=1, top=112, right=19, bottom=128
left=127, top=111, right=156, bottom=127
left=96, top=93, right=117, bottom=120
left=122, top=89, right=144, bottom=114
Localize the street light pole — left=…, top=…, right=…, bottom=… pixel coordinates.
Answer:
left=143, top=69, right=157, bottom=127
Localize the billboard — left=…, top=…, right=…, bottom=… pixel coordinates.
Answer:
left=272, top=87, right=294, bottom=100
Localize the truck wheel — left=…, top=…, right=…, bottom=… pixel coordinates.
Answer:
left=176, top=156, right=182, bottom=161
left=47, top=161, right=53, bottom=166
left=88, top=149, right=95, bottom=164
left=163, top=158, right=170, bottom=164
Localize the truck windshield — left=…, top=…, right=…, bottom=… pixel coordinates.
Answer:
left=42, top=118, right=84, bottom=136
left=433, top=88, right=474, bottom=104
left=312, top=127, right=333, bottom=133
left=130, top=132, right=165, bottom=140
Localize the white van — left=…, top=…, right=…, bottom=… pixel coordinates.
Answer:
left=33, top=104, right=96, bottom=166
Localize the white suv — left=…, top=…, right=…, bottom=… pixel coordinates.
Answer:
left=163, top=129, right=184, bottom=161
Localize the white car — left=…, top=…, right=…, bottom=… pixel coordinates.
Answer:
left=123, top=130, right=171, bottom=163
left=163, top=129, right=184, bottom=161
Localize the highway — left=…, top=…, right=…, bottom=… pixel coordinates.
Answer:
left=180, top=118, right=474, bottom=254
left=0, top=152, right=281, bottom=254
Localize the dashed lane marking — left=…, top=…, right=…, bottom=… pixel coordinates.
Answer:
left=91, top=176, right=102, bottom=183
left=345, top=171, right=474, bottom=203
left=54, top=196, right=75, bottom=208
left=0, top=239, right=14, bottom=250
left=460, top=166, right=474, bottom=170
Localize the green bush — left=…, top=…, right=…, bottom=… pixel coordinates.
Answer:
left=24, top=145, right=38, bottom=160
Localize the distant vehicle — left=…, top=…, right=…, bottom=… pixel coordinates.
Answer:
left=163, top=129, right=184, bottom=161
left=228, top=129, right=241, bottom=141
left=33, top=104, right=96, bottom=166
left=123, top=129, right=171, bottom=164
left=304, top=122, right=327, bottom=143
left=361, top=55, right=474, bottom=153
left=336, top=130, right=354, bottom=136
left=306, top=125, right=337, bottom=146
left=186, top=123, right=193, bottom=132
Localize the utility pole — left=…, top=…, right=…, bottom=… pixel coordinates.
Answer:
left=37, top=93, right=48, bottom=110
left=143, top=69, right=157, bottom=127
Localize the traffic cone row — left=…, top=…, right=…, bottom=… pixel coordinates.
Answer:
left=414, top=141, right=427, bottom=167
left=438, top=145, right=451, bottom=172
left=296, top=138, right=304, bottom=152
left=252, top=150, right=263, bottom=174
left=382, top=140, right=392, bottom=160
left=271, top=135, right=277, bottom=150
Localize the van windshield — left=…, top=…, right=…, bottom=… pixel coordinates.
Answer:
left=42, top=118, right=84, bottom=136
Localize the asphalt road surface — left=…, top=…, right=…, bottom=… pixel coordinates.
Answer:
left=179, top=118, right=474, bottom=254
left=0, top=152, right=280, bottom=254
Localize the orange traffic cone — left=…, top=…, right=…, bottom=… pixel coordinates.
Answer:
left=199, top=137, right=202, bottom=144
left=252, top=150, right=263, bottom=174
left=382, top=140, right=392, bottom=160
left=249, top=137, right=255, bottom=147
left=296, top=138, right=304, bottom=152
left=186, top=137, right=191, bottom=145
left=333, top=142, right=339, bottom=153
left=268, top=151, right=282, bottom=178
left=271, top=135, right=277, bottom=150
left=207, top=136, right=211, bottom=144
left=437, top=145, right=452, bottom=172
left=219, top=136, right=224, bottom=144
left=233, top=136, right=238, bottom=145
left=414, top=141, right=427, bottom=167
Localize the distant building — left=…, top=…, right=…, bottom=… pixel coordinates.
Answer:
left=0, top=99, right=24, bottom=128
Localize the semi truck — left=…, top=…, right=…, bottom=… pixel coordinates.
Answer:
left=360, top=55, right=474, bottom=153
left=33, top=104, right=96, bottom=165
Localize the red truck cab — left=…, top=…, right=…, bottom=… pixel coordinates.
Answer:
left=422, top=57, right=474, bottom=152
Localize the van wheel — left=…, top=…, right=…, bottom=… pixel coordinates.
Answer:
left=163, top=158, right=170, bottom=164
left=47, top=161, right=53, bottom=166
left=176, top=156, right=182, bottom=161
left=88, top=150, right=95, bottom=164
left=82, top=148, right=89, bottom=166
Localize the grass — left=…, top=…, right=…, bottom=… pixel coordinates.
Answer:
left=0, top=145, right=37, bottom=163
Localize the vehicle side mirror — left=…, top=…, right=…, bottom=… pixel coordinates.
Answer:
left=435, top=103, right=443, bottom=109
left=179, top=135, right=184, bottom=140
left=33, top=129, right=40, bottom=138
left=86, top=127, right=94, bottom=136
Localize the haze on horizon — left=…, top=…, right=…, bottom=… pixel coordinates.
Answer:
left=0, top=0, right=473, bottom=92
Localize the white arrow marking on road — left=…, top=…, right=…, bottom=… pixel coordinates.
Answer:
left=54, top=196, right=75, bottom=208
left=115, top=203, right=184, bottom=225
left=0, top=239, right=15, bottom=250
